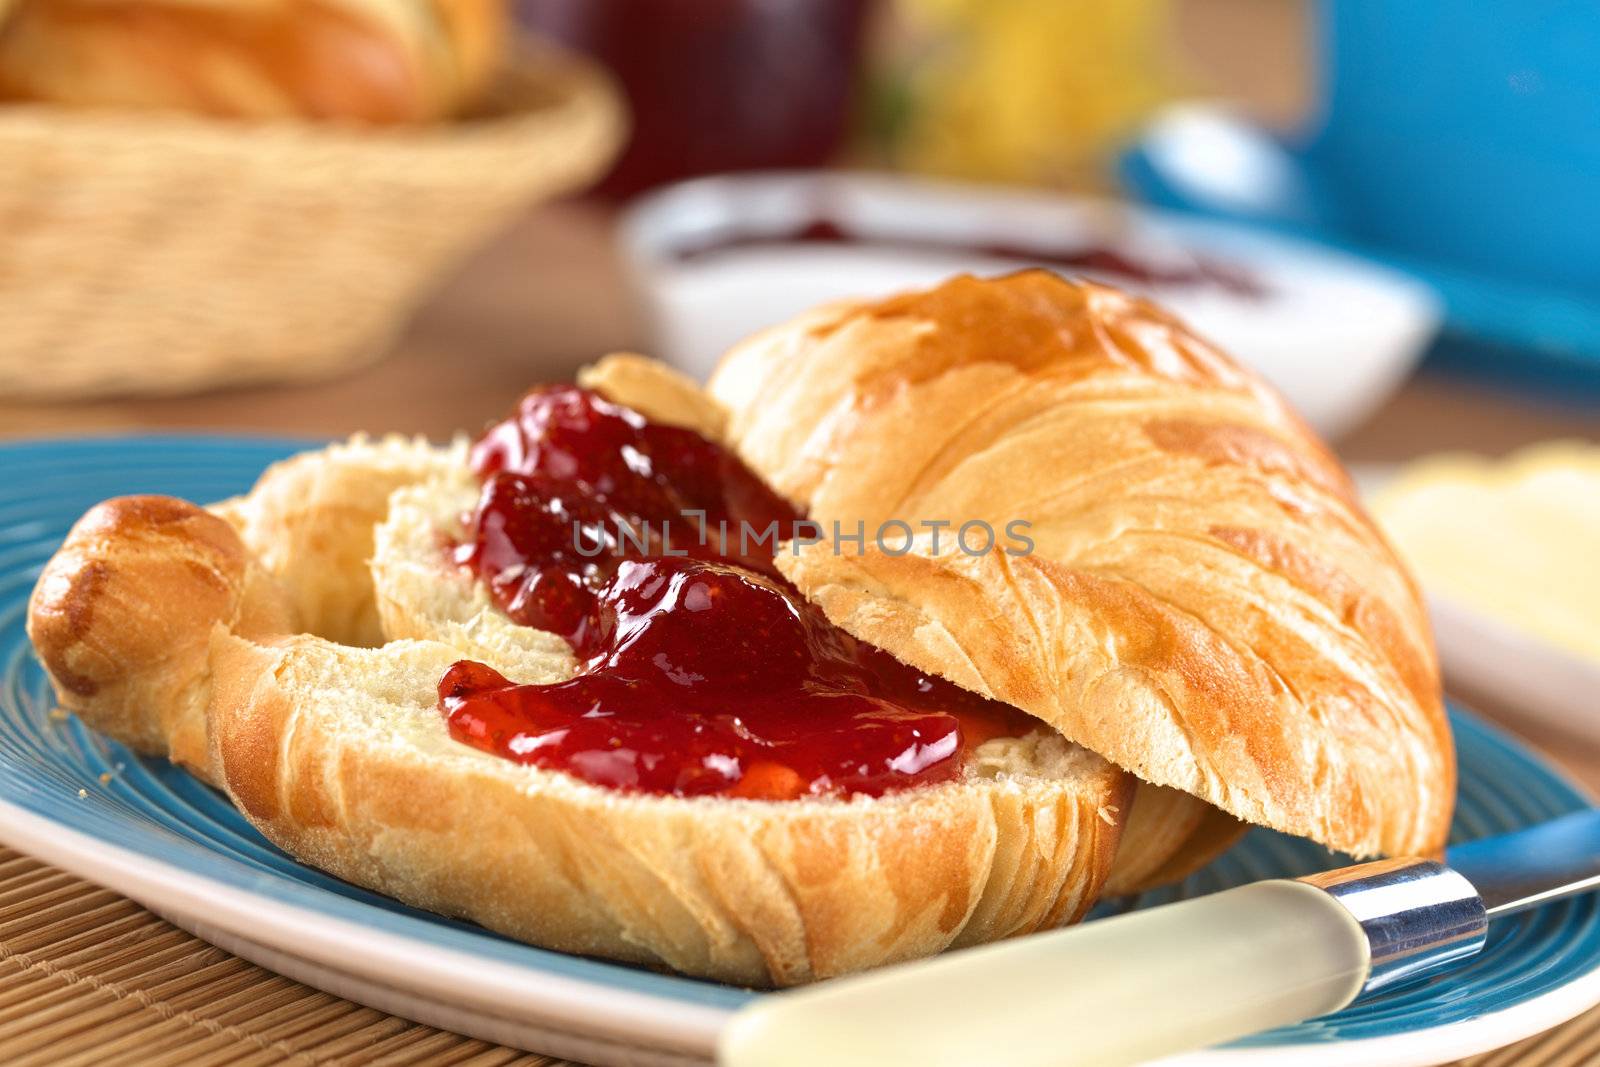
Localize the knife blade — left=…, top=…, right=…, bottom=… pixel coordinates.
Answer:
left=718, top=809, right=1600, bottom=1067
left=1447, top=808, right=1600, bottom=916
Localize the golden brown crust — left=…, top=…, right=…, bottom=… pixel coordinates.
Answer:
left=26, top=495, right=292, bottom=777
left=709, top=272, right=1453, bottom=858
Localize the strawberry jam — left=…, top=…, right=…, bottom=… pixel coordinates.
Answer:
left=441, top=386, right=1037, bottom=800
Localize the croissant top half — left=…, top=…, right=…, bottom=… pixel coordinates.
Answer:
left=708, top=271, right=1454, bottom=859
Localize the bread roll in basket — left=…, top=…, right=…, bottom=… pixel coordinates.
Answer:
left=0, top=0, right=504, bottom=123
left=27, top=273, right=1454, bottom=986
left=0, top=0, right=622, bottom=399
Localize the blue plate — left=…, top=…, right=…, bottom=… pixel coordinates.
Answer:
left=3, top=436, right=1598, bottom=1065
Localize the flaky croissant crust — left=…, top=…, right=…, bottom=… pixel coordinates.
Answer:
left=709, top=271, right=1454, bottom=859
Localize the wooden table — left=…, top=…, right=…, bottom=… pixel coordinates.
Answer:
left=3, top=199, right=1599, bottom=1066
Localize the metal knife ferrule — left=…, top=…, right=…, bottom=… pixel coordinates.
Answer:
left=1301, top=857, right=1487, bottom=994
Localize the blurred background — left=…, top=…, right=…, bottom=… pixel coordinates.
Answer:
left=1, top=1, right=1599, bottom=1062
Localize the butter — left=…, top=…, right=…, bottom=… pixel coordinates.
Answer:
left=1372, top=441, right=1600, bottom=664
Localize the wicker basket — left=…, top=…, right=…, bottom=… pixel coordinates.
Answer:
left=0, top=45, right=624, bottom=400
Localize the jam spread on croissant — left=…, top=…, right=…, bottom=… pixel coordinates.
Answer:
left=440, top=386, right=1036, bottom=800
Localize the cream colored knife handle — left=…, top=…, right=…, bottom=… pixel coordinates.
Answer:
left=719, top=880, right=1369, bottom=1067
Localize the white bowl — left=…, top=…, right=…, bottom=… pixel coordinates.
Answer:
left=619, top=172, right=1441, bottom=440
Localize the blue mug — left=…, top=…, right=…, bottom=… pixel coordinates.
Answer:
left=1307, top=2, right=1600, bottom=293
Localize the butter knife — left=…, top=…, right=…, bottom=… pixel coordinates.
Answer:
left=720, top=808, right=1600, bottom=1067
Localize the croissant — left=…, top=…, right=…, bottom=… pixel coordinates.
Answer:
left=710, top=271, right=1453, bottom=859
left=27, top=273, right=1452, bottom=988
left=29, top=427, right=1132, bottom=989
left=0, top=0, right=505, bottom=123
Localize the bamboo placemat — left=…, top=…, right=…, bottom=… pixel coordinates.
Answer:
left=2, top=844, right=1597, bottom=1066
left=0, top=846, right=549, bottom=1066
